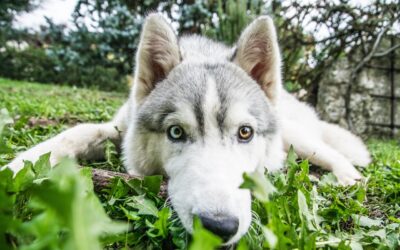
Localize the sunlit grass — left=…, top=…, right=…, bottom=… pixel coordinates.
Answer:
left=1, top=78, right=399, bottom=249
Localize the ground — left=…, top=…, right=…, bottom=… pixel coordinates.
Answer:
left=0, top=78, right=399, bottom=249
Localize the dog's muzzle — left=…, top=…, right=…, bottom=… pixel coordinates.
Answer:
left=198, top=213, right=239, bottom=241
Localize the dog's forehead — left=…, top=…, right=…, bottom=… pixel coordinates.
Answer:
left=164, top=62, right=262, bottom=103
left=137, top=62, right=276, bottom=136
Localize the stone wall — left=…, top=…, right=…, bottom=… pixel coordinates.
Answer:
left=316, top=39, right=400, bottom=137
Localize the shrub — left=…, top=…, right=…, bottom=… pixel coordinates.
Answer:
left=0, top=47, right=56, bottom=82
left=0, top=47, right=127, bottom=91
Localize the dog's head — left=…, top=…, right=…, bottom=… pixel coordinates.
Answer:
left=123, top=14, right=283, bottom=244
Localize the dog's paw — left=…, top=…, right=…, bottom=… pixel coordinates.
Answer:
left=333, top=167, right=363, bottom=186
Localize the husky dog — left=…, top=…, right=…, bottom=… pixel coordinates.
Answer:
left=5, top=14, right=371, bottom=244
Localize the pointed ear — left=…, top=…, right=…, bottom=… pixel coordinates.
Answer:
left=232, top=16, right=282, bottom=104
left=134, top=13, right=180, bottom=103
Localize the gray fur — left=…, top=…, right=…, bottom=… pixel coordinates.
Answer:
left=136, top=52, right=277, bottom=143
left=7, top=15, right=371, bottom=244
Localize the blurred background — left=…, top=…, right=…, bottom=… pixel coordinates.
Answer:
left=0, top=0, right=399, bottom=137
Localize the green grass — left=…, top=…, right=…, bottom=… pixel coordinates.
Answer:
left=0, top=78, right=399, bottom=249
left=0, top=78, right=125, bottom=167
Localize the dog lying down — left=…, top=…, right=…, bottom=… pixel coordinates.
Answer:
left=5, top=14, right=371, bottom=244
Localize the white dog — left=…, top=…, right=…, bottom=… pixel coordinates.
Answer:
left=5, top=14, right=371, bottom=244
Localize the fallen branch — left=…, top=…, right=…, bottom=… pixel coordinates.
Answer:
left=90, top=168, right=168, bottom=198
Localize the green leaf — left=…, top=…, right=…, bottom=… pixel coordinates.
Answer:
left=349, top=240, right=363, bottom=250
left=143, top=175, right=163, bottom=195
left=153, top=207, right=171, bottom=238
left=13, top=161, right=35, bottom=191
left=364, top=228, right=386, bottom=239
left=127, top=195, right=158, bottom=217
left=262, top=226, right=277, bottom=248
left=33, top=152, right=52, bottom=178
left=23, top=157, right=127, bottom=250
left=319, top=173, right=339, bottom=186
left=0, top=109, right=13, bottom=129
left=285, top=145, right=300, bottom=190
left=352, top=215, right=382, bottom=228
left=189, top=217, right=222, bottom=250
left=0, top=166, right=19, bottom=248
left=310, top=186, right=323, bottom=230
left=286, top=145, right=298, bottom=168
left=109, top=177, right=130, bottom=199
left=297, top=190, right=317, bottom=231
left=120, top=206, right=140, bottom=221
left=0, top=108, right=13, bottom=154
left=236, top=238, right=249, bottom=250
left=79, top=167, right=94, bottom=191
left=240, top=171, right=276, bottom=202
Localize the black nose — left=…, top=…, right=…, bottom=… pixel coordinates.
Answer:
left=198, top=214, right=239, bottom=241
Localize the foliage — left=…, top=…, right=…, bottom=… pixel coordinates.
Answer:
left=189, top=218, right=222, bottom=250
left=35, top=0, right=169, bottom=88
left=241, top=147, right=400, bottom=249
left=43, top=3, right=143, bottom=82
left=161, top=0, right=264, bottom=45
left=0, top=0, right=40, bottom=25
left=0, top=108, right=126, bottom=249
left=1, top=79, right=399, bottom=249
left=214, top=0, right=263, bottom=45
left=0, top=0, right=41, bottom=43
left=1, top=1, right=399, bottom=95
left=0, top=0, right=146, bottom=91
left=0, top=47, right=56, bottom=83
left=0, top=46, right=127, bottom=91
left=272, top=0, right=400, bottom=101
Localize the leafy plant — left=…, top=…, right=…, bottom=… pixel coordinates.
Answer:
left=0, top=155, right=127, bottom=249
left=1, top=79, right=399, bottom=249
left=239, top=147, right=400, bottom=249
left=0, top=47, right=127, bottom=91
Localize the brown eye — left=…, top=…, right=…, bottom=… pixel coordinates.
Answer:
left=238, top=126, right=254, bottom=142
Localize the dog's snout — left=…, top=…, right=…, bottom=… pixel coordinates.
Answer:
left=198, top=214, right=239, bottom=241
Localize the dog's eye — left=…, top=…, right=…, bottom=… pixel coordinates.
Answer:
left=167, top=125, right=186, bottom=141
left=238, top=126, right=253, bottom=142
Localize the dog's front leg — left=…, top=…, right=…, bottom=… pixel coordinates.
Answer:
left=4, top=104, right=128, bottom=174
left=5, top=122, right=123, bottom=173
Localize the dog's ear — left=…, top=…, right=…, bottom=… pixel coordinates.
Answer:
left=134, top=13, right=180, bottom=103
left=232, top=16, right=282, bottom=103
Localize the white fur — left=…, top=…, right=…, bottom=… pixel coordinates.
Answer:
left=4, top=103, right=128, bottom=174
left=278, top=92, right=369, bottom=185
left=4, top=14, right=371, bottom=244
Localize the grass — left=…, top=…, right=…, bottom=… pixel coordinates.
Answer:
left=0, top=78, right=399, bottom=249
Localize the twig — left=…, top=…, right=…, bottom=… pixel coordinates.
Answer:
left=352, top=26, right=388, bottom=77
left=373, top=43, right=400, bottom=57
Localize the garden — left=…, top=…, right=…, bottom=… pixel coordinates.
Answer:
left=0, top=1, right=399, bottom=249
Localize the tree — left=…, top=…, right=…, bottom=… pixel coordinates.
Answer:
left=272, top=0, right=400, bottom=104
left=0, top=0, right=40, bottom=26
left=2, top=0, right=399, bottom=96
left=0, top=0, right=42, bottom=43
